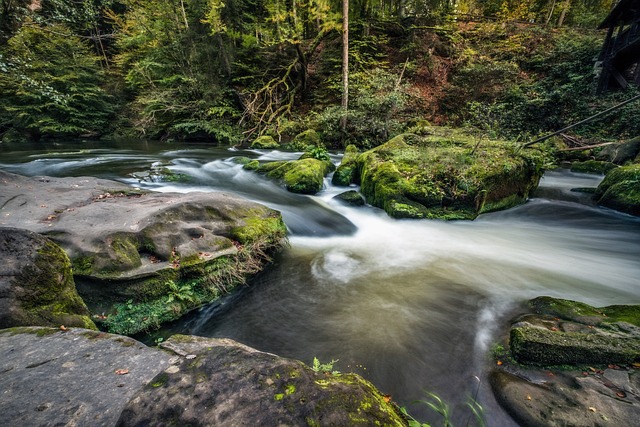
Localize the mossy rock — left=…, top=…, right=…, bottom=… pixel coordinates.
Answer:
left=594, top=164, right=640, bottom=216
left=333, top=190, right=365, bottom=206
left=332, top=145, right=360, bottom=186
left=253, top=158, right=334, bottom=195
left=0, top=228, right=97, bottom=330
left=251, top=135, right=280, bottom=149
left=290, top=129, right=321, bottom=151
left=510, top=326, right=640, bottom=366
left=595, top=136, right=640, bottom=165
left=356, top=128, right=546, bottom=220
left=570, top=160, right=618, bottom=175
left=509, top=297, right=640, bottom=366
left=116, top=335, right=408, bottom=426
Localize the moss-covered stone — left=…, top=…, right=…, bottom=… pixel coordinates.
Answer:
left=509, top=297, right=640, bottom=366
left=333, top=190, right=365, bottom=206
left=356, top=128, right=546, bottom=220
left=332, top=145, right=360, bottom=186
left=594, top=164, right=640, bottom=216
left=510, top=326, right=640, bottom=366
left=117, top=335, right=408, bottom=426
left=0, top=228, right=97, bottom=330
left=251, top=135, right=280, bottom=149
left=570, top=160, right=618, bottom=175
left=252, top=157, right=334, bottom=194
left=290, top=129, right=321, bottom=151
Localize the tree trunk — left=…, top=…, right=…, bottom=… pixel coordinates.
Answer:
left=340, top=0, right=349, bottom=133
left=557, top=0, right=570, bottom=27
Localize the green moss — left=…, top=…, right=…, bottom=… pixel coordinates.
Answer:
left=285, top=384, right=296, bottom=395
left=510, top=326, right=640, bottom=366
left=356, top=129, right=545, bottom=220
left=243, top=160, right=260, bottom=170
left=333, top=145, right=360, bottom=185
left=290, top=129, right=321, bottom=151
left=274, top=393, right=285, bottom=401
left=109, top=233, right=142, bottom=271
left=251, top=135, right=279, bottom=149
left=570, top=160, right=618, bottom=175
left=230, top=214, right=287, bottom=245
left=71, top=255, right=95, bottom=275
left=150, top=373, right=169, bottom=388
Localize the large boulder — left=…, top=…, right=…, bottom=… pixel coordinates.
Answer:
left=355, top=128, right=545, bottom=219
left=594, top=164, right=640, bottom=216
left=0, top=328, right=407, bottom=427
left=0, top=170, right=288, bottom=335
left=118, top=334, right=407, bottom=426
left=0, top=228, right=96, bottom=330
left=490, top=296, right=640, bottom=427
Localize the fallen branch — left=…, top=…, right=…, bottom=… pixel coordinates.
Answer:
left=558, top=141, right=616, bottom=151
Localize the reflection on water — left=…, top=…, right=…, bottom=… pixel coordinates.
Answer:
left=2, top=141, right=639, bottom=425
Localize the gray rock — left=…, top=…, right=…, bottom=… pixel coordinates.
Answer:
left=491, top=369, right=640, bottom=427
left=0, top=227, right=96, bottom=329
left=595, top=136, right=640, bottom=164
left=333, top=190, right=366, bottom=206
left=117, top=334, right=407, bottom=427
left=0, top=170, right=287, bottom=334
left=0, top=327, right=172, bottom=427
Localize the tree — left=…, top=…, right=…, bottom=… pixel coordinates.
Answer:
left=0, top=23, right=114, bottom=140
left=340, top=0, right=349, bottom=133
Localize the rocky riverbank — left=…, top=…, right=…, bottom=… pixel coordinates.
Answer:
left=0, top=170, right=287, bottom=334
left=0, top=328, right=407, bottom=426
left=492, top=297, right=640, bottom=426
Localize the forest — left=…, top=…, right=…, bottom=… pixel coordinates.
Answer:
left=0, top=0, right=637, bottom=148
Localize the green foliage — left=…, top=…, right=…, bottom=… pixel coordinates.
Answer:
left=311, top=357, right=339, bottom=375
left=303, top=144, right=331, bottom=162
left=0, top=23, right=114, bottom=139
left=165, top=280, right=197, bottom=304
left=315, top=67, right=412, bottom=148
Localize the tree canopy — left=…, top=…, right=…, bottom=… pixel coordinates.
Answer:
left=0, top=0, right=630, bottom=143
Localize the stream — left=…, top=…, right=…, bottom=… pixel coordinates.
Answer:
left=2, top=140, right=640, bottom=426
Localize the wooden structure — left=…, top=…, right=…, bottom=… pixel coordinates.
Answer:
left=596, top=0, right=640, bottom=93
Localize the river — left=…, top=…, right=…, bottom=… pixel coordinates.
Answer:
left=2, top=140, right=639, bottom=426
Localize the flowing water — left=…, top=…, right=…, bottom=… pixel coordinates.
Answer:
left=2, top=140, right=640, bottom=426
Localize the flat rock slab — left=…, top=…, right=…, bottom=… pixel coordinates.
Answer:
left=0, top=169, right=281, bottom=277
left=0, top=327, right=171, bottom=426
left=491, top=368, right=640, bottom=427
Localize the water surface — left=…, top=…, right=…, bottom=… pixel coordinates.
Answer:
left=2, top=141, right=639, bottom=425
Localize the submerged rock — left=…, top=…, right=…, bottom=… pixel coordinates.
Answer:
left=354, top=128, right=546, bottom=220
left=0, top=228, right=96, bottom=330
left=118, top=334, right=407, bottom=427
left=0, top=170, right=288, bottom=335
left=594, top=164, right=640, bottom=216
